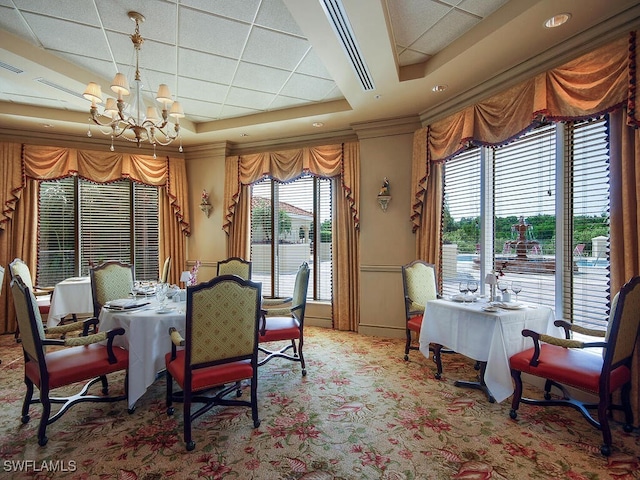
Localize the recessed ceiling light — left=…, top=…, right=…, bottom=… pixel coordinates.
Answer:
left=42, top=123, right=53, bottom=128
left=240, top=133, right=249, bottom=137
left=312, top=122, right=324, bottom=128
left=544, top=13, right=571, bottom=28
left=374, top=94, right=381, bottom=100
left=432, top=85, right=447, bottom=93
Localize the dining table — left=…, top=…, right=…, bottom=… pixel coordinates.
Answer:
left=419, top=296, right=556, bottom=403
left=98, top=297, right=186, bottom=410
left=47, top=276, right=94, bottom=328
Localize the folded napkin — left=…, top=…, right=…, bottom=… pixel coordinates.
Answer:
left=105, top=299, right=149, bottom=310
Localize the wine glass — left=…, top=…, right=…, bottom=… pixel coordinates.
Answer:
left=459, top=281, right=469, bottom=300
left=129, top=280, right=138, bottom=300
left=511, top=281, right=522, bottom=302
left=467, top=280, right=478, bottom=298
left=497, top=280, right=508, bottom=300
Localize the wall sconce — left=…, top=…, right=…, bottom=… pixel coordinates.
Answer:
left=377, top=177, right=391, bottom=212
left=200, top=189, right=212, bottom=217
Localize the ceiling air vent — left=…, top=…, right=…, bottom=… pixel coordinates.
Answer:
left=36, top=77, right=85, bottom=100
left=320, top=0, right=375, bottom=91
left=0, top=61, right=24, bottom=74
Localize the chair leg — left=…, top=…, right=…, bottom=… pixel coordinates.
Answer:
left=297, top=338, right=306, bottom=376
left=166, top=371, right=174, bottom=415
left=21, top=377, right=34, bottom=423
left=404, top=328, right=412, bottom=361
left=184, top=395, right=194, bottom=451
left=99, top=375, right=109, bottom=395
left=509, top=369, right=523, bottom=419
left=598, top=391, right=612, bottom=456
left=621, top=382, right=634, bottom=432
left=38, top=386, right=51, bottom=446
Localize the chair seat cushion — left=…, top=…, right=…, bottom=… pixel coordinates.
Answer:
left=165, top=350, right=253, bottom=391
left=259, top=316, right=301, bottom=343
left=36, top=296, right=50, bottom=314
left=26, top=344, right=129, bottom=390
left=510, top=344, right=631, bottom=394
left=407, top=315, right=423, bottom=333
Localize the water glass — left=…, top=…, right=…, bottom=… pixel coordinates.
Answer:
left=156, top=282, right=168, bottom=308
left=511, top=281, right=522, bottom=302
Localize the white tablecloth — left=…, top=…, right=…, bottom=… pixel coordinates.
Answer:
left=98, top=300, right=186, bottom=409
left=419, top=298, right=556, bottom=403
left=48, top=277, right=93, bottom=327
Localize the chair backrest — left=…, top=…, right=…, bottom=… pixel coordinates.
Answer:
left=10, top=275, right=46, bottom=365
left=289, top=262, right=310, bottom=322
left=401, top=260, right=438, bottom=316
left=185, top=274, right=262, bottom=367
left=9, top=258, right=35, bottom=292
left=0, top=265, right=4, bottom=296
left=161, top=256, right=171, bottom=283
left=216, top=257, right=251, bottom=280
left=90, top=260, right=134, bottom=317
left=573, top=244, right=585, bottom=256
left=604, top=276, right=640, bottom=371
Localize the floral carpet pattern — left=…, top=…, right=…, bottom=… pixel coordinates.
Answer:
left=1, top=327, right=639, bottom=479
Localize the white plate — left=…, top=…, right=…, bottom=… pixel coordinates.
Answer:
left=482, top=306, right=500, bottom=312
left=64, top=277, right=86, bottom=282
left=496, top=302, right=526, bottom=310
left=156, top=308, right=173, bottom=314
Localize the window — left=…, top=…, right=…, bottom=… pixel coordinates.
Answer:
left=37, top=177, right=159, bottom=286
left=250, top=174, right=332, bottom=301
left=442, top=117, right=610, bottom=328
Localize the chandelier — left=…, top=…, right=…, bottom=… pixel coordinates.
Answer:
left=82, top=11, right=184, bottom=155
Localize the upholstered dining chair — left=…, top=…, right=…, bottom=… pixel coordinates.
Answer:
left=259, top=262, right=310, bottom=375
left=11, top=275, right=129, bottom=446
left=401, top=260, right=445, bottom=378
left=509, top=275, right=640, bottom=456
left=9, top=258, right=54, bottom=340
left=160, top=256, right=171, bottom=283
left=89, top=260, right=135, bottom=317
left=216, top=256, right=252, bottom=280
left=165, top=274, right=262, bottom=451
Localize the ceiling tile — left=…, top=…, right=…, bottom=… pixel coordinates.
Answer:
left=179, top=8, right=250, bottom=59
left=458, top=0, right=509, bottom=17
left=295, top=50, right=332, bottom=79
left=281, top=73, right=336, bottom=101
left=233, top=62, right=290, bottom=94
left=242, top=27, right=310, bottom=70
left=412, top=9, right=480, bottom=55
left=226, top=86, right=275, bottom=110
left=178, top=77, right=228, bottom=104
left=178, top=49, right=238, bottom=84
left=181, top=0, right=261, bottom=23
left=387, top=0, right=451, bottom=49
left=255, top=0, right=304, bottom=36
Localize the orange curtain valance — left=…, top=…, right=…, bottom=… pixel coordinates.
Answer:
left=411, top=33, right=634, bottom=229
left=1, top=144, right=190, bottom=235
left=223, top=143, right=358, bottom=233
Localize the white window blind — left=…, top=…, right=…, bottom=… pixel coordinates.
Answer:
left=37, top=178, right=160, bottom=285
left=442, top=148, right=481, bottom=297
left=493, top=124, right=556, bottom=308
left=79, top=180, right=131, bottom=269
left=566, top=117, right=610, bottom=329
left=250, top=174, right=332, bottom=301
left=37, top=177, right=76, bottom=286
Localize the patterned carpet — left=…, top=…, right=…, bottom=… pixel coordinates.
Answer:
left=0, top=326, right=638, bottom=479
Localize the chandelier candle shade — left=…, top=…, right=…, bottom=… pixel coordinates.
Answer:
left=83, top=11, right=184, bottom=156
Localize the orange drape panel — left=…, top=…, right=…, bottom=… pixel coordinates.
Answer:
left=609, top=109, right=640, bottom=424
left=223, top=143, right=360, bottom=331
left=0, top=144, right=191, bottom=332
